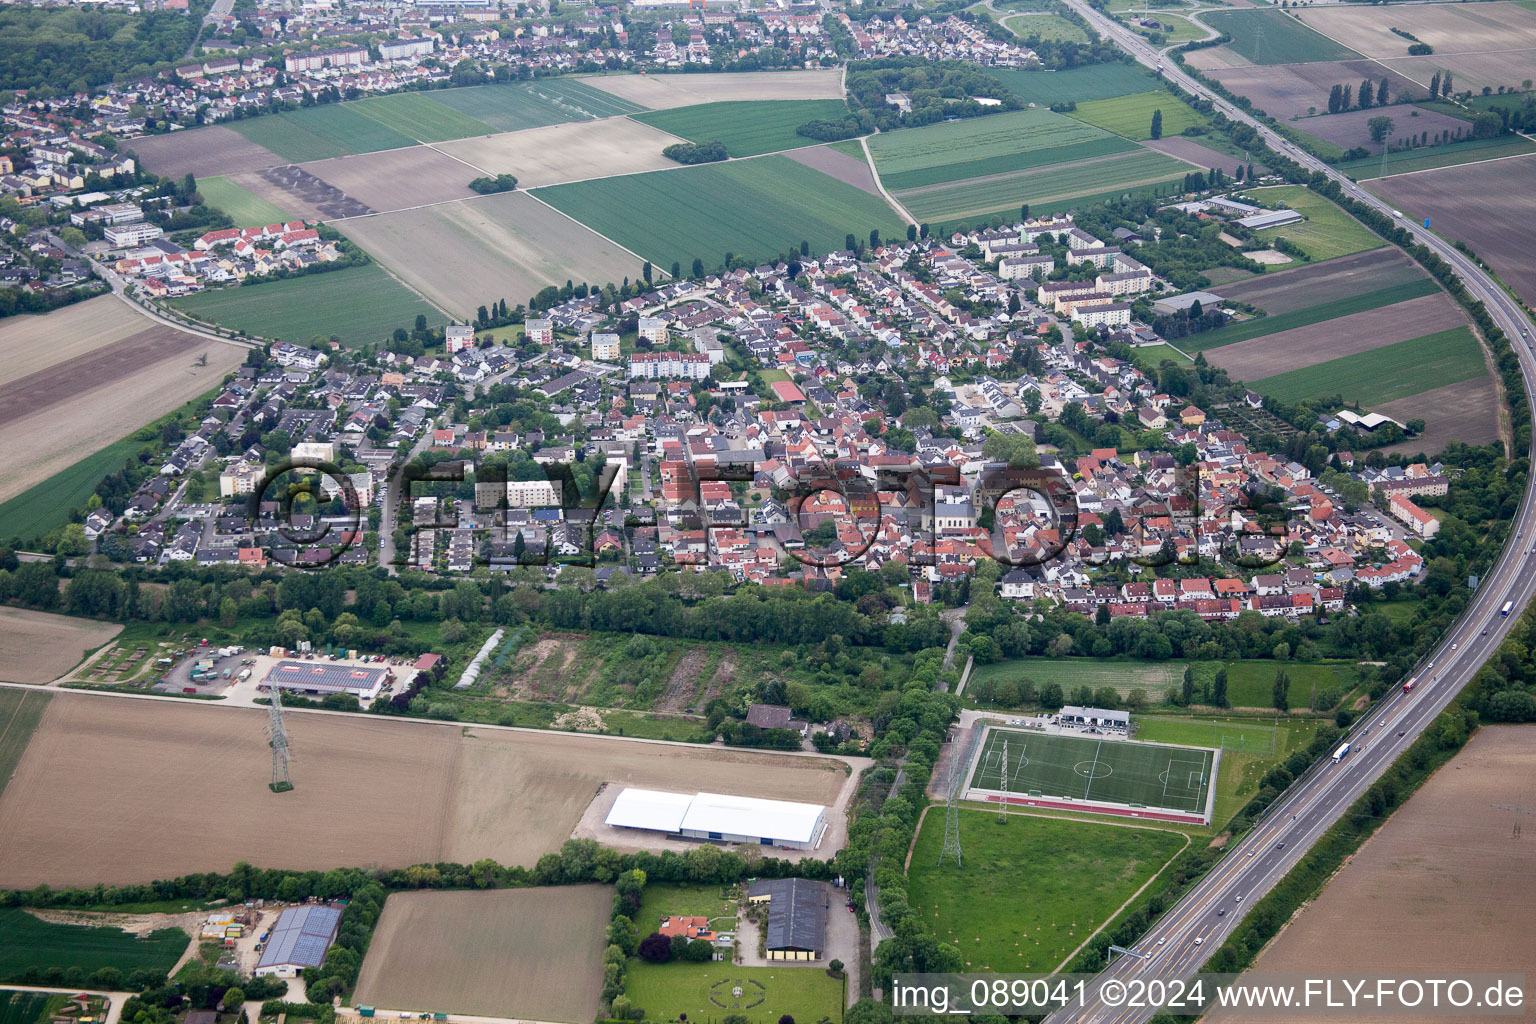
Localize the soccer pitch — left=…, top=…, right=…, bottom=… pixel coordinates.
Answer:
left=967, top=728, right=1215, bottom=815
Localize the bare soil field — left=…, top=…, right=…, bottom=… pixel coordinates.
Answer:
left=785, top=144, right=881, bottom=194
left=1217, top=248, right=1423, bottom=313
left=0, top=694, right=853, bottom=886
left=1371, top=155, right=1536, bottom=308
left=0, top=295, right=150, bottom=387
left=1292, top=106, right=1470, bottom=153
left=338, top=191, right=642, bottom=319
left=1296, top=1, right=1536, bottom=92
left=251, top=165, right=372, bottom=220
left=0, top=323, right=245, bottom=503
left=0, top=609, right=122, bottom=683
left=355, top=887, right=609, bottom=1023
left=1184, top=46, right=1252, bottom=71
left=299, top=147, right=478, bottom=213
left=1209, top=62, right=1423, bottom=121
left=1210, top=726, right=1536, bottom=1023
left=583, top=70, right=844, bottom=110
left=434, top=118, right=683, bottom=186
left=1206, top=293, right=1465, bottom=379
left=128, top=126, right=284, bottom=179
left=1142, top=138, right=1259, bottom=178
left=1374, top=375, right=1501, bottom=455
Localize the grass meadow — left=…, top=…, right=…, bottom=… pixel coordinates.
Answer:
left=534, top=155, right=904, bottom=270
left=1249, top=325, right=1485, bottom=405
left=1004, top=11, right=1091, bottom=42
left=1067, top=90, right=1209, bottom=140
left=624, top=961, right=843, bottom=1024
left=1343, top=134, right=1536, bottom=178
left=634, top=99, right=851, bottom=157
left=1201, top=9, right=1361, bottom=64
left=907, top=810, right=1186, bottom=971
left=170, top=264, right=444, bottom=347
left=985, top=63, right=1158, bottom=106
left=197, top=176, right=293, bottom=227
left=1242, top=184, right=1385, bottom=261
left=1182, top=278, right=1441, bottom=352
left=0, top=908, right=187, bottom=980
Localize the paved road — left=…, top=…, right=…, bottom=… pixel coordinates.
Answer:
left=1038, top=4, right=1536, bottom=1021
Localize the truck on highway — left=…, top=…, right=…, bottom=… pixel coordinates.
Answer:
left=1402, top=677, right=1417, bottom=693
left=1502, top=600, right=1514, bottom=616
left=1332, top=742, right=1351, bottom=764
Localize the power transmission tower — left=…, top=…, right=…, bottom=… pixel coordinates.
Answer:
left=268, top=684, right=294, bottom=793
left=1491, top=797, right=1530, bottom=839
left=939, top=752, right=964, bottom=866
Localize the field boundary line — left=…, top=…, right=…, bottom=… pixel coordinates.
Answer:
left=859, top=134, right=917, bottom=227
left=517, top=189, right=666, bottom=279
left=1358, top=147, right=1536, bottom=182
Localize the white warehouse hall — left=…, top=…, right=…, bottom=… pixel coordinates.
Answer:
left=604, top=787, right=828, bottom=850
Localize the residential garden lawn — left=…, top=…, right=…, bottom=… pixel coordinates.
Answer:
left=1129, top=342, right=1193, bottom=370
left=908, top=809, right=1186, bottom=971
left=352, top=92, right=494, bottom=143
left=759, top=367, right=793, bottom=383
left=1066, top=90, right=1209, bottom=140
left=1201, top=9, right=1362, bottom=64
left=229, top=105, right=415, bottom=161
left=1242, top=184, right=1385, bottom=261
left=170, top=264, right=445, bottom=347
left=633, top=883, right=738, bottom=936
left=624, top=960, right=843, bottom=1024
left=633, top=99, right=852, bottom=158
left=983, top=63, right=1157, bottom=106
left=431, top=78, right=646, bottom=132
left=1248, top=325, right=1484, bottom=405
left=1372, top=597, right=1423, bottom=623
left=1181, top=278, right=1442, bottom=352
left=969, top=655, right=1186, bottom=701
left=1004, top=11, right=1090, bottom=42
left=534, top=155, right=904, bottom=271
left=866, top=108, right=1113, bottom=185
left=0, top=908, right=187, bottom=979
left=197, top=175, right=292, bottom=227
left=0, top=438, right=142, bottom=542
left=0, top=691, right=49, bottom=802
left=1344, top=134, right=1536, bottom=178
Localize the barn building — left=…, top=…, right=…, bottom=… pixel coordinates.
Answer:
left=604, top=788, right=828, bottom=850
left=746, top=878, right=830, bottom=960
left=254, top=905, right=342, bottom=978
left=261, top=660, right=390, bottom=701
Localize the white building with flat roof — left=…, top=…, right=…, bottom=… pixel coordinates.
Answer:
left=605, top=787, right=828, bottom=850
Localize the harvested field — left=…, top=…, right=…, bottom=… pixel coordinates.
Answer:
left=0, top=694, right=853, bottom=886
left=0, top=323, right=244, bottom=504
left=1183, top=45, right=1252, bottom=72
left=435, top=118, right=684, bottom=186
left=581, top=70, right=843, bottom=110
left=1217, top=248, right=1424, bottom=313
left=1142, top=137, right=1258, bottom=178
left=298, top=147, right=476, bottom=214
left=338, top=192, right=643, bottom=319
left=1208, top=61, right=1423, bottom=121
left=253, top=164, right=372, bottom=220
left=1371, top=155, right=1536, bottom=308
left=127, top=125, right=283, bottom=178
left=355, top=888, right=608, bottom=1023
left=0, top=295, right=148, bottom=388
left=784, top=143, right=880, bottom=194
left=1374, top=374, right=1501, bottom=456
left=1210, top=725, right=1536, bottom=1023
left=1289, top=106, right=1471, bottom=154
left=1205, top=292, right=1466, bottom=380
left=0, top=609, right=121, bottom=684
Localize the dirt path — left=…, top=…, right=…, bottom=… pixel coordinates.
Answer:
left=860, top=134, right=917, bottom=227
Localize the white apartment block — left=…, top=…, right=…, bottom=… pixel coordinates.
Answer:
left=628, top=351, right=711, bottom=380
left=591, top=333, right=621, bottom=361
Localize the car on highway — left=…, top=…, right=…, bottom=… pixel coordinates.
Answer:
left=1194, top=937, right=1203, bottom=946
left=1398, top=731, right=1406, bottom=737
left=1157, top=938, right=1167, bottom=946
left=1217, top=908, right=1226, bottom=917
left=1276, top=842, right=1286, bottom=850
left=1452, top=643, right=1459, bottom=651
left=1235, top=894, right=1244, bottom=902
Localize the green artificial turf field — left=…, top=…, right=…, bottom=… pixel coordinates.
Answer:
left=170, top=264, right=444, bottom=347
left=634, top=99, right=852, bottom=158
left=1248, top=325, right=1485, bottom=405
left=968, top=728, right=1216, bottom=814
left=1201, top=9, right=1362, bottom=64
left=534, top=154, right=904, bottom=271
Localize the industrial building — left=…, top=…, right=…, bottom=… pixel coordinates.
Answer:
left=746, top=878, right=830, bottom=960
left=605, top=788, right=828, bottom=850
left=261, top=660, right=390, bottom=701
left=254, top=905, right=342, bottom=978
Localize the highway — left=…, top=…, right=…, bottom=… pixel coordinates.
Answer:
left=1040, top=4, right=1536, bottom=1021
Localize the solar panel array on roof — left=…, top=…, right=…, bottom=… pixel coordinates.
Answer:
left=257, top=905, right=342, bottom=971
left=261, top=660, right=388, bottom=696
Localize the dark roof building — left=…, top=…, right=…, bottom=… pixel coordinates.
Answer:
left=255, top=905, right=342, bottom=977
left=746, top=878, right=829, bottom=960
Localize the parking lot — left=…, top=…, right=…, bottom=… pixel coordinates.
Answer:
left=153, top=643, right=417, bottom=707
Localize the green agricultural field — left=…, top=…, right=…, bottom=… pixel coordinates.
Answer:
left=0, top=991, right=52, bottom=1024
left=0, top=438, right=142, bottom=542
left=351, top=92, right=494, bottom=143
left=908, top=810, right=1186, bottom=971
left=535, top=155, right=904, bottom=272
left=198, top=175, right=292, bottom=227
left=969, top=728, right=1216, bottom=813
left=883, top=134, right=1137, bottom=192
left=1201, top=9, right=1361, bottom=64
left=230, top=105, right=416, bottom=162
left=984, top=63, right=1158, bottom=106
left=1004, top=11, right=1091, bottom=42
left=1249, top=325, right=1485, bottom=405
left=897, top=148, right=1189, bottom=224
left=1182, top=278, right=1441, bottom=352
left=430, top=77, right=645, bottom=132
left=170, top=265, right=444, bottom=348
left=0, top=908, right=187, bottom=980
left=0, top=691, right=49, bottom=802
left=866, top=108, right=1108, bottom=181
left=624, top=961, right=843, bottom=1024
left=1067, top=90, right=1209, bottom=140
left=1342, top=134, right=1536, bottom=178
left=1243, top=184, right=1384, bottom=261
left=634, top=99, right=851, bottom=158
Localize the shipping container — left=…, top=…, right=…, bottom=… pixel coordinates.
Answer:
left=357, top=1008, right=375, bottom=1018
